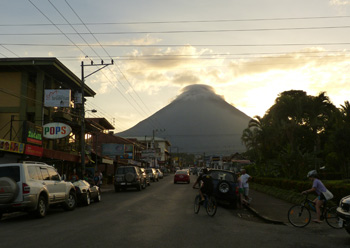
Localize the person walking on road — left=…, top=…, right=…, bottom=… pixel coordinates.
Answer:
left=240, top=169, right=252, bottom=204
left=237, top=172, right=247, bottom=208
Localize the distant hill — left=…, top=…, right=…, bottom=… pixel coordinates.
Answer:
left=117, top=84, right=251, bottom=155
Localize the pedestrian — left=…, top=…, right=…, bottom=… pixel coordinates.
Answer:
left=70, top=169, right=79, bottom=182
left=240, top=169, right=252, bottom=204
left=302, top=170, right=333, bottom=223
left=93, top=171, right=100, bottom=186
left=98, top=170, right=103, bottom=187
left=237, top=172, right=247, bottom=208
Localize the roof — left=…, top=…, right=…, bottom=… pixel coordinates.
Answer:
left=86, top=118, right=115, bottom=130
left=0, top=57, right=95, bottom=97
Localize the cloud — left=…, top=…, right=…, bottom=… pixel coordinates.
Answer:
left=172, top=71, right=200, bottom=85
left=173, top=84, right=225, bottom=102
left=227, top=48, right=350, bottom=77
left=330, top=0, right=350, bottom=5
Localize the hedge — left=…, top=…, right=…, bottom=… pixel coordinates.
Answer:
left=252, top=177, right=350, bottom=205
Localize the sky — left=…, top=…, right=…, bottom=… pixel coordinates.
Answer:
left=1, top=0, right=350, bottom=133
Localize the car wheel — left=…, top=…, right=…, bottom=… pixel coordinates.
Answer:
left=136, top=183, right=142, bottom=191
left=0, top=177, right=19, bottom=204
left=63, top=191, right=77, bottom=211
left=143, top=180, right=147, bottom=189
left=85, top=192, right=91, bottom=206
left=95, top=191, right=101, bottom=202
left=125, top=173, right=135, bottom=183
left=218, top=180, right=232, bottom=194
left=35, top=195, right=47, bottom=218
left=174, top=181, right=176, bottom=184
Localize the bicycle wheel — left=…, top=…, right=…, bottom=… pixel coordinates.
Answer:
left=194, top=195, right=201, bottom=214
left=288, top=205, right=311, bottom=227
left=206, top=196, right=217, bottom=217
left=325, top=206, right=343, bottom=229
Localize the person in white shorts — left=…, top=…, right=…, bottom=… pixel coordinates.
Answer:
left=240, top=169, right=252, bottom=203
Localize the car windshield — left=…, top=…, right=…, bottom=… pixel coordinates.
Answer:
left=0, top=166, right=20, bottom=182
left=116, top=167, right=134, bottom=174
left=209, top=171, right=235, bottom=182
left=176, top=170, right=188, bottom=175
left=145, top=169, right=153, bottom=173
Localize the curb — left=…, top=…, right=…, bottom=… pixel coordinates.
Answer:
left=244, top=205, right=286, bottom=225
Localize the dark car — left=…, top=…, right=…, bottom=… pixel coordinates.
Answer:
left=336, top=195, right=350, bottom=234
left=114, top=166, right=146, bottom=192
left=207, top=169, right=239, bottom=208
left=174, top=169, right=190, bottom=184
left=140, top=168, right=151, bottom=186
left=72, top=180, right=101, bottom=206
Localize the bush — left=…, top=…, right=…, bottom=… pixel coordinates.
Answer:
left=252, top=177, right=350, bottom=204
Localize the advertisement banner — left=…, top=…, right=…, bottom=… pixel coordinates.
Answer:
left=0, top=139, right=25, bottom=154
left=23, top=121, right=43, bottom=146
left=43, top=123, right=72, bottom=139
left=24, top=144, right=43, bottom=157
left=102, top=144, right=125, bottom=156
left=44, top=89, right=71, bottom=107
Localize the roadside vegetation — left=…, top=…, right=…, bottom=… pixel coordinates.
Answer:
left=241, top=90, right=350, bottom=202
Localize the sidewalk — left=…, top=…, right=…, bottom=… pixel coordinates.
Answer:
left=99, top=183, right=114, bottom=193
left=245, top=189, right=292, bottom=225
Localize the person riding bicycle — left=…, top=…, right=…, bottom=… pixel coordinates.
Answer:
left=301, top=170, right=330, bottom=223
left=192, top=168, right=214, bottom=202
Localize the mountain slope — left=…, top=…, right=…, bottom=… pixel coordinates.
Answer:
left=117, top=84, right=251, bottom=155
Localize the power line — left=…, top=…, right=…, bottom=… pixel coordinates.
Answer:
left=1, top=15, right=350, bottom=26
left=3, top=24, right=350, bottom=36
left=63, top=0, right=163, bottom=131
left=4, top=42, right=350, bottom=47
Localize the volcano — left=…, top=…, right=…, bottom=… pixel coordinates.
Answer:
left=117, top=84, right=252, bottom=155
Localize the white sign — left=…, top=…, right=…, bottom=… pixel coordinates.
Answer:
left=44, top=89, right=71, bottom=107
left=43, top=123, right=72, bottom=139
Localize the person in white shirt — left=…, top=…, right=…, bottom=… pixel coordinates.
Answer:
left=240, top=169, right=252, bottom=203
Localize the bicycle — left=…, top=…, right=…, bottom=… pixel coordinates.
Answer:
left=287, top=194, right=343, bottom=228
left=193, top=187, right=217, bottom=217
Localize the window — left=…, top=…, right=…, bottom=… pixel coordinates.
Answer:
left=40, top=168, right=50, bottom=180
left=28, top=166, right=42, bottom=180
left=48, top=168, right=60, bottom=181
left=0, top=166, right=20, bottom=182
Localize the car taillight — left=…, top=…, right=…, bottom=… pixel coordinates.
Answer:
left=23, top=183, right=30, bottom=194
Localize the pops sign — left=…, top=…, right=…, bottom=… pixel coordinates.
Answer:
left=43, top=123, right=72, bottom=139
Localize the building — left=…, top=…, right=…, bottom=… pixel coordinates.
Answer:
left=0, top=57, right=95, bottom=177
left=122, top=136, right=171, bottom=169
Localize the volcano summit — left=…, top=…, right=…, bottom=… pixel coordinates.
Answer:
left=117, top=84, right=251, bottom=155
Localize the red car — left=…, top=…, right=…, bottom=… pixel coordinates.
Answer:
left=174, top=170, right=190, bottom=184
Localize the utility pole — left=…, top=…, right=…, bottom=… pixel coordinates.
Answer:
left=80, top=59, right=113, bottom=178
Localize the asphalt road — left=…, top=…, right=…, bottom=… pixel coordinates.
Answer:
left=0, top=175, right=348, bottom=248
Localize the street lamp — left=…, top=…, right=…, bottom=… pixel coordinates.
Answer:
left=81, top=108, right=97, bottom=178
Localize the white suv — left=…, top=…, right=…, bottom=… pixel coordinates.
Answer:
left=0, top=161, right=77, bottom=219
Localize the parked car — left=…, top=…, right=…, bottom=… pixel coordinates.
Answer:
left=156, top=169, right=164, bottom=179
left=140, top=168, right=151, bottom=186
left=336, top=195, right=350, bottom=234
left=207, top=169, right=239, bottom=208
left=72, top=180, right=101, bottom=206
left=145, top=168, right=159, bottom=182
left=114, top=166, right=146, bottom=192
left=174, top=169, right=190, bottom=184
left=0, top=161, right=77, bottom=220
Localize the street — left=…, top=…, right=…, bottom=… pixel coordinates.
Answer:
left=0, top=175, right=348, bottom=248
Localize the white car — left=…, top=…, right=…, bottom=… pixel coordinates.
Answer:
left=337, top=195, right=350, bottom=234
left=0, top=161, right=77, bottom=219
left=156, top=169, right=164, bottom=179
